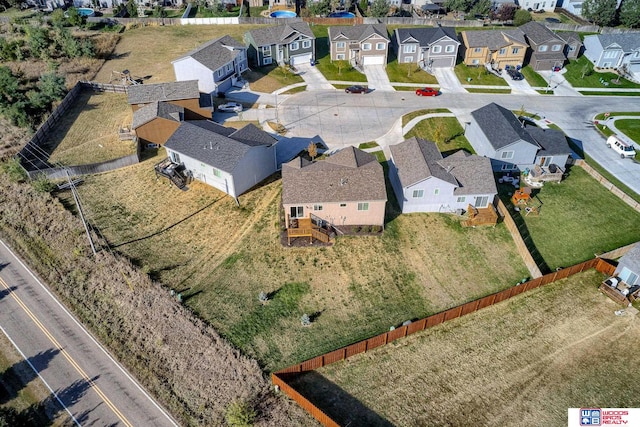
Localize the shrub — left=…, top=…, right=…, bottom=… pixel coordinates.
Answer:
left=1, top=158, right=27, bottom=182
left=31, top=173, right=55, bottom=193
left=224, top=400, right=256, bottom=427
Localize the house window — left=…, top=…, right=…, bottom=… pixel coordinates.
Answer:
left=404, top=56, right=413, bottom=63
left=412, top=189, right=424, bottom=198
left=337, top=41, right=346, bottom=50
left=290, top=41, right=299, bottom=51
left=604, top=50, right=617, bottom=58
left=262, top=45, right=272, bottom=56
left=340, top=203, right=347, bottom=207
left=471, top=59, right=479, bottom=65
left=302, top=40, right=311, bottom=48
left=213, top=168, right=222, bottom=177
left=217, top=69, right=223, bottom=77
left=445, top=45, right=455, bottom=53
left=404, top=44, right=417, bottom=53
left=602, top=62, right=611, bottom=67
left=226, top=64, right=232, bottom=72
left=357, top=202, right=369, bottom=211
left=432, top=46, right=442, bottom=53
left=376, top=42, right=385, bottom=50
left=434, top=188, right=440, bottom=195
left=362, top=43, right=372, bottom=51
left=336, top=54, right=345, bottom=60
left=457, top=196, right=466, bottom=203
left=512, top=47, right=520, bottom=54
left=170, top=152, right=181, bottom=163
left=568, top=45, right=576, bottom=52
left=552, top=44, right=561, bottom=51
left=474, top=48, right=482, bottom=53
left=538, top=45, right=548, bottom=52
left=263, top=57, right=272, bottom=65
left=499, top=48, right=506, bottom=55
left=474, top=196, right=489, bottom=207
left=501, top=164, right=515, bottom=171
left=620, top=267, right=639, bottom=285
left=501, top=151, right=514, bottom=159
left=313, top=204, right=323, bottom=211
left=290, top=206, right=304, bottom=218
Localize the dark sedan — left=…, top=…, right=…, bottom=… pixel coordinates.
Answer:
left=345, top=85, right=368, bottom=94
left=507, top=69, right=524, bottom=81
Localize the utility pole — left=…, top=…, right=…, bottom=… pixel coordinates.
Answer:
left=66, top=171, right=96, bottom=256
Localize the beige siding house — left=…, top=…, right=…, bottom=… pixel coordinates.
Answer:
left=329, top=24, right=390, bottom=67
left=460, top=29, right=528, bottom=70
left=282, top=147, right=387, bottom=229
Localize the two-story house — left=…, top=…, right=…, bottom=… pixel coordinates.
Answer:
left=244, top=22, right=316, bottom=67
left=584, top=34, right=640, bottom=79
left=516, top=0, right=556, bottom=12
left=520, top=21, right=566, bottom=71
left=172, top=35, right=249, bottom=96
left=329, top=24, right=390, bottom=67
left=394, top=26, right=459, bottom=71
left=460, top=28, right=528, bottom=70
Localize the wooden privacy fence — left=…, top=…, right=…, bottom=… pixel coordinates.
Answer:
left=273, top=256, right=616, bottom=426
left=576, top=160, right=640, bottom=214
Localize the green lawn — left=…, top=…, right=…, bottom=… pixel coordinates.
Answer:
left=402, top=108, right=451, bottom=126
left=404, top=116, right=474, bottom=154
left=311, top=25, right=367, bottom=83
left=466, top=88, right=512, bottom=94
left=521, top=65, right=548, bottom=88
left=386, top=58, right=437, bottom=84
left=358, top=142, right=380, bottom=149
left=615, top=119, right=640, bottom=144
left=509, top=166, right=640, bottom=270
left=564, top=56, right=640, bottom=89
left=455, top=63, right=508, bottom=86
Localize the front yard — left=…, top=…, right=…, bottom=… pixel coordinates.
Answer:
left=564, top=56, right=640, bottom=89
left=310, top=25, right=367, bottom=83
left=404, top=116, right=475, bottom=154
left=454, top=63, right=508, bottom=86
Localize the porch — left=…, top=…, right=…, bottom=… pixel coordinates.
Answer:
left=599, top=276, right=640, bottom=306
left=526, top=164, right=564, bottom=184
left=154, top=157, right=189, bottom=190
left=461, top=203, right=499, bottom=227
left=286, top=215, right=335, bottom=246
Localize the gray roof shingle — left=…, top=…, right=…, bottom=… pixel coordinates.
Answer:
left=556, top=31, right=581, bottom=45
left=437, top=151, right=497, bottom=196
left=470, top=103, right=538, bottom=150
left=463, top=28, right=526, bottom=50
left=329, top=24, right=389, bottom=42
left=281, top=146, right=387, bottom=205
left=395, top=26, right=458, bottom=46
left=389, top=137, right=456, bottom=188
left=132, top=101, right=183, bottom=129
left=228, top=123, right=277, bottom=147
left=595, top=33, right=640, bottom=52
left=164, top=121, right=272, bottom=173
left=520, top=21, right=563, bottom=45
left=617, top=243, right=640, bottom=277
left=247, top=22, right=314, bottom=47
left=172, top=35, right=245, bottom=72
left=526, top=127, right=571, bottom=156
left=127, top=80, right=200, bottom=105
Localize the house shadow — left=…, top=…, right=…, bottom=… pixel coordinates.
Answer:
left=567, top=137, right=585, bottom=159
left=285, top=371, right=394, bottom=427
left=380, top=160, right=402, bottom=225
left=276, top=135, right=328, bottom=168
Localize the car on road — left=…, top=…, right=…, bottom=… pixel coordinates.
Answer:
left=507, top=69, right=524, bottom=81
left=345, top=85, right=368, bottom=94
left=217, top=102, right=243, bottom=113
left=607, top=135, right=636, bottom=158
left=415, top=87, right=439, bottom=97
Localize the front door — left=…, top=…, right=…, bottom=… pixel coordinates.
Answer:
left=290, top=206, right=304, bottom=219
left=278, top=46, right=284, bottom=63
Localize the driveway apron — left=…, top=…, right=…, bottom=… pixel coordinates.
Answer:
left=434, top=68, right=467, bottom=93
left=502, top=70, right=539, bottom=95
left=295, top=63, right=335, bottom=91
left=363, top=65, right=395, bottom=92
left=538, top=70, right=581, bottom=96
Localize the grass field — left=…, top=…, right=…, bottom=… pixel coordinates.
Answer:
left=404, top=116, right=475, bottom=154
left=455, top=64, right=508, bottom=86
left=520, top=65, right=548, bottom=87
left=290, top=269, right=640, bottom=427
left=615, top=119, right=640, bottom=144
left=63, top=149, right=529, bottom=371
left=47, top=91, right=136, bottom=166
left=508, top=166, right=640, bottom=270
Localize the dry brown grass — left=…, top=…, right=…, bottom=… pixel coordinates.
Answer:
left=0, top=118, right=30, bottom=160
left=92, top=25, right=269, bottom=84
left=64, top=149, right=529, bottom=371
left=292, top=269, right=640, bottom=427
left=46, top=91, right=135, bottom=166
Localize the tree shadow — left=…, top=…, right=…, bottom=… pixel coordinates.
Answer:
left=0, top=348, right=60, bottom=404
left=286, top=371, right=394, bottom=427
left=180, top=289, right=203, bottom=303
left=0, top=285, right=17, bottom=300
left=309, top=309, right=324, bottom=323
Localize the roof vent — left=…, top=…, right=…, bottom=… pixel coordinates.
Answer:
left=340, top=178, right=348, bottom=186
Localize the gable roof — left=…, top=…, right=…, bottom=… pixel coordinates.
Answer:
left=329, top=24, right=389, bottom=43
left=520, top=21, right=563, bottom=45
left=594, top=33, right=640, bottom=52
left=132, top=101, right=183, bottom=129
left=172, top=35, right=245, bottom=72
left=246, top=22, right=314, bottom=47
left=463, top=28, right=526, bottom=50
left=526, top=127, right=571, bottom=156
left=281, top=146, right=387, bottom=205
left=127, top=80, right=200, bottom=105
left=437, top=151, right=497, bottom=196
left=389, top=137, right=456, bottom=188
left=164, top=121, right=272, bottom=173
left=470, top=103, right=538, bottom=150
left=616, top=243, right=640, bottom=276
left=395, top=26, right=459, bottom=47
left=227, top=123, right=278, bottom=147
left=556, top=31, right=581, bottom=45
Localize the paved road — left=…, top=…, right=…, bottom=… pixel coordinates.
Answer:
left=0, top=239, right=178, bottom=427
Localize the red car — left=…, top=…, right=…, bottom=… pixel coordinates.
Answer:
left=415, top=87, right=439, bottom=96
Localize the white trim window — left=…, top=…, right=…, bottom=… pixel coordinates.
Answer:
left=302, top=40, right=311, bottom=49
left=213, top=168, right=222, bottom=178
left=404, top=56, right=413, bottom=63
left=501, top=151, right=514, bottom=159
left=290, top=206, right=304, bottom=218
left=474, top=47, right=482, bottom=53
left=362, top=43, right=372, bottom=51
left=432, top=45, right=442, bottom=53
left=501, top=164, right=516, bottom=171
left=620, top=267, right=638, bottom=285
left=357, top=202, right=369, bottom=211
left=376, top=42, right=385, bottom=50
left=290, top=41, right=299, bottom=51
left=263, top=57, right=273, bottom=65
left=412, top=189, right=424, bottom=198
left=336, top=54, right=345, bottom=60
left=551, top=44, right=561, bottom=51
left=474, top=196, right=489, bottom=207
left=445, top=45, right=455, bottom=53
left=512, top=47, right=520, bottom=55
left=471, top=59, right=480, bottom=64
left=604, top=50, right=617, bottom=58
left=262, top=45, right=272, bottom=56
left=404, top=44, right=417, bottom=53
left=434, top=188, right=440, bottom=195
left=337, top=41, right=346, bottom=51
left=499, top=48, right=506, bottom=55
left=538, top=45, right=548, bottom=52
left=457, top=196, right=466, bottom=203
left=313, top=204, right=323, bottom=211
left=226, top=63, right=232, bottom=72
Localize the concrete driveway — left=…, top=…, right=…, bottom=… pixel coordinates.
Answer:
left=294, top=62, right=335, bottom=91
left=502, top=70, right=538, bottom=95
left=433, top=68, right=466, bottom=93
left=363, top=65, right=395, bottom=92
left=538, top=69, right=581, bottom=97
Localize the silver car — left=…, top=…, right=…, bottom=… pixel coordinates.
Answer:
left=218, top=102, right=243, bottom=113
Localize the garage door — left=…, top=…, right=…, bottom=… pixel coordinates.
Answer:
left=431, top=57, right=455, bottom=68
left=362, top=55, right=385, bottom=65
left=291, top=53, right=312, bottom=65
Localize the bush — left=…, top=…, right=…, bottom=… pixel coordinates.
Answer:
left=1, top=158, right=27, bottom=182
left=31, top=173, right=55, bottom=193
left=224, top=400, right=256, bottom=427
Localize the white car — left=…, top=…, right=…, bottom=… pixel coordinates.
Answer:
left=606, top=135, right=636, bottom=159
left=217, top=102, right=243, bottom=113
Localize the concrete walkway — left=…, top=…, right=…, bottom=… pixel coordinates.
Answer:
left=603, top=115, right=640, bottom=150
left=434, top=68, right=467, bottom=94
left=363, top=65, right=395, bottom=92
left=294, top=63, right=335, bottom=91
left=538, top=69, right=581, bottom=97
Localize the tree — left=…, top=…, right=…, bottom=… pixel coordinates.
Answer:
left=37, top=72, right=66, bottom=103
left=496, top=3, right=516, bottom=20
left=370, top=0, right=390, bottom=17
left=359, top=0, right=368, bottom=15
left=1, top=157, right=27, bottom=182
left=444, top=0, right=472, bottom=15
left=66, top=7, right=84, bottom=27
left=582, top=0, right=617, bottom=26
left=513, top=9, right=532, bottom=25
left=470, top=0, right=491, bottom=16
left=26, top=26, right=51, bottom=59
left=581, top=63, right=593, bottom=78
left=50, top=8, right=67, bottom=27
left=307, top=141, right=318, bottom=160
left=0, top=66, right=20, bottom=107
left=224, top=400, right=256, bottom=427
left=619, top=0, right=640, bottom=28
left=152, top=5, right=168, bottom=17
left=309, top=0, right=330, bottom=15
left=334, top=59, right=349, bottom=74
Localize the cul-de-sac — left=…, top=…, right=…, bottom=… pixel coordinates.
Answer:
left=1, top=1, right=639, bottom=425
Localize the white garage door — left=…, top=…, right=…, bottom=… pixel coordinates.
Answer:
left=362, top=55, right=385, bottom=65
left=291, top=53, right=312, bottom=65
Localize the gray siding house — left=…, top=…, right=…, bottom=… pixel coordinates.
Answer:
left=329, top=24, right=390, bottom=67
left=557, top=31, right=582, bottom=60
left=520, top=21, right=566, bottom=71
left=394, top=26, right=459, bottom=71
left=389, top=137, right=497, bottom=213
left=172, top=35, right=249, bottom=96
left=466, top=103, right=570, bottom=172
left=244, top=23, right=316, bottom=67
left=614, top=244, right=640, bottom=289
left=583, top=34, right=640, bottom=79
left=164, top=121, right=277, bottom=200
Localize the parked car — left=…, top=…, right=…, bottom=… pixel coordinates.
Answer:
left=218, top=102, right=243, bottom=113
left=415, top=87, right=439, bottom=97
left=345, top=85, right=368, bottom=94
left=606, top=135, right=636, bottom=158
left=507, top=69, right=524, bottom=81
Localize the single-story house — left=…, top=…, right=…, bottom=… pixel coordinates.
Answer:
left=520, top=21, right=567, bottom=71
left=583, top=34, right=640, bottom=79
left=465, top=102, right=571, bottom=172
left=460, top=28, right=528, bottom=70
left=132, top=101, right=183, bottom=147
left=389, top=137, right=497, bottom=213
left=126, top=80, right=211, bottom=120
left=600, top=243, right=640, bottom=305
left=172, top=35, right=249, bottom=95
left=328, top=24, right=390, bottom=67
left=394, top=26, right=460, bottom=70
left=163, top=121, right=277, bottom=199
left=281, top=146, right=387, bottom=228
left=244, top=22, right=316, bottom=67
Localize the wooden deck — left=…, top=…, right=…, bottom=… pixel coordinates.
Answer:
left=599, top=277, right=640, bottom=306
left=527, top=164, right=564, bottom=184
left=461, top=204, right=499, bottom=227
left=287, top=217, right=334, bottom=245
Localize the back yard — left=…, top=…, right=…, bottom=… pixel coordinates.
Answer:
left=290, top=269, right=640, bottom=426
left=62, top=149, right=529, bottom=371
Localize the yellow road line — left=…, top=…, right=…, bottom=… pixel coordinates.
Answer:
left=0, top=277, right=133, bottom=427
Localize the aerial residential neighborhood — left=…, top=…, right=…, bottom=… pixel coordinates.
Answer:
left=1, top=2, right=640, bottom=426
